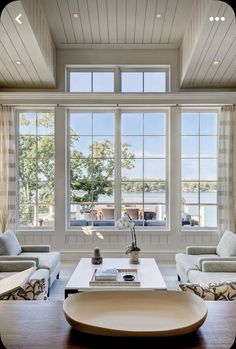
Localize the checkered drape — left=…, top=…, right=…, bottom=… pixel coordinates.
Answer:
left=218, top=105, right=236, bottom=235
left=0, top=106, right=16, bottom=233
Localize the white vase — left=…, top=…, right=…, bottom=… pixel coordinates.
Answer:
left=129, top=250, right=140, bottom=264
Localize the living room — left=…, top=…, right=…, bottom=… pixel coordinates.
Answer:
left=0, top=0, right=236, bottom=347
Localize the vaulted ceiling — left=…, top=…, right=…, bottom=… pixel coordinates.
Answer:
left=0, top=0, right=235, bottom=89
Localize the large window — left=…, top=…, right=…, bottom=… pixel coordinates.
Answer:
left=181, top=111, right=218, bottom=228
left=121, top=112, right=167, bottom=226
left=69, top=112, right=115, bottom=226
left=16, top=107, right=218, bottom=232
left=68, top=110, right=168, bottom=227
left=17, top=111, right=55, bottom=228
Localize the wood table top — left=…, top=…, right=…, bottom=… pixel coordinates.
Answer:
left=0, top=300, right=236, bottom=349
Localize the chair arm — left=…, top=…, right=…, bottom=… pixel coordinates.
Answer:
left=0, top=256, right=39, bottom=267
left=202, top=261, right=236, bottom=272
left=0, top=260, right=36, bottom=272
left=198, top=257, right=236, bottom=270
left=21, top=245, right=51, bottom=252
left=186, top=246, right=217, bottom=255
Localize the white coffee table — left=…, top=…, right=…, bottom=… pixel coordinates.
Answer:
left=65, top=258, right=167, bottom=298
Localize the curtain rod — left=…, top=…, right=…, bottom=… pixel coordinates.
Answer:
left=1, top=103, right=233, bottom=107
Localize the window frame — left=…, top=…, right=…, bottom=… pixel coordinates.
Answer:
left=120, top=67, right=170, bottom=93
left=180, top=107, right=219, bottom=231
left=67, top=68, right=116, bottom=93
left=66, top=66, right=170, bottom=93
left=16, top=109, right=55, bottom=231
left=66, top=107, right=169, bottom=230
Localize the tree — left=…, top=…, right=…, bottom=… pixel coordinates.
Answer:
left=18, top=112, right=135, bottom=224
left=18, top=113, right=54, bottom=226
left=70, top=139, right=135, bottom=210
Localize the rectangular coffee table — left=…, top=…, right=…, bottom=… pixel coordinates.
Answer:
left=65, top=258, right=167, bottom=298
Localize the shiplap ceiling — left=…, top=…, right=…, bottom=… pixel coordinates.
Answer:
left=0, top=0, right=235, bottom=89
left=41, top=0, right=193, bottom=48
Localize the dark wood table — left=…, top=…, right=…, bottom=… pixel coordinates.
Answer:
left=0, top=300, right=236, bottom=349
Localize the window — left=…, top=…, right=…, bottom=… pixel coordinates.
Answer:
left=67, top=67, right=169, bottom=93
left=68, top=110, right=168, bottom=228
left=181, top=111, right=218, bottom=228
left=121, top=112, right=167, bottom=227
left=69, top=112, right=115, bottom=226
left=121, top=71, right=167, bottom=92
left=17, top=111, right=55, bottom=228
left=68, top=71, right=114, bottom=92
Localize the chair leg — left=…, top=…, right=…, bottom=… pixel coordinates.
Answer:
left=56, top=273, right=60, bottom=279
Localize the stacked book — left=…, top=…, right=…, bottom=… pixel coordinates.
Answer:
left=95, top=268, right=118, bottom=281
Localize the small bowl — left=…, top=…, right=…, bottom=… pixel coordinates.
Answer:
left=123, top=274, right=135, bottom=281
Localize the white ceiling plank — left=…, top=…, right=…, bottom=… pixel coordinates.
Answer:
left=78, top=0, right=93, bottom=43
left=0, top=56, right=16, bottom=85
left=142, top=0, right=157, bottom=44
left=87, top=0, right=101, bottom=43
left=5, top=1, right=55, bottom=87
left=0, top=38, right=27, bottom=84
left=0, top=68, right=8, bottom=86
left=209, top=19, right=236, bottom=85
left=228, top=58, right=236, bottom=84
left=221, top=54, right=236, bottom=84
left=134, top=0, right=147, bottom=43
left=198, top=5, right=235, bottom=85
left=41, top=0, right=67, bottom=46
left=160, top=0, right=178, bottom=44
left=107, top=0, right=117, bottom=43
left=97, top=0, right=109, bottom=43
left=57, top=0, right=76, bottom=43
left=187, top=1, right=223, bottom=85
left=151, top=0, right=168, bottom=43
left=168, top=0, right=194, bottom=45
left=67, top=0, right=85, bottom=43
left=117, top=0, right=126, bottom=44
left=125, top=0, right=136, bottom=44
left=1, top=9, right=41, bottom=85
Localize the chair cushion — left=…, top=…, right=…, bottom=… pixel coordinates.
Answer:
left=0, top=231, right=22, bottom=256
left=216, top=230, right=236, bottom=257
left=0, top=279, right=47, bottom=300
left=20, top=252, right=60, bottom=273
left=179, top=280, right=236, bottom=301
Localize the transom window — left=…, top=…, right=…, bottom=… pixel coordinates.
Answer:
left=68, top=71, right=114, bottom=92
left=67, top=67, right=169, bottom=93
left=17, top=111, right=55, bottom=228
left=181, top=111, right=218, bottom=228
left=121, top=71, right=167, bottom=92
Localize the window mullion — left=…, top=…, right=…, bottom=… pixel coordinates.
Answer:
left=115, top=109, right=121, bottom=220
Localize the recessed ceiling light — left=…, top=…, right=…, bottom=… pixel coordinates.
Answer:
left=213, top=60, right=220, bottom=65
left=73, top=13, right=79, bottom=18
left=209, top=17, right=214, bottom=21
left=155, top=13, right=162, bottom=19
left=15, top=60, right=22, bottom=65
left=215, top=16, right=220, bottom=21
left=221, top=16, right=226, bottom=21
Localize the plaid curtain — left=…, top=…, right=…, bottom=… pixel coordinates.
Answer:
left=0, top=106, right=16, bottom=233
left=218, top=105, right=236, bottom=235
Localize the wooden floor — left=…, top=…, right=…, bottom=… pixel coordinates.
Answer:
left=49, top=263, right=179, bottom=300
